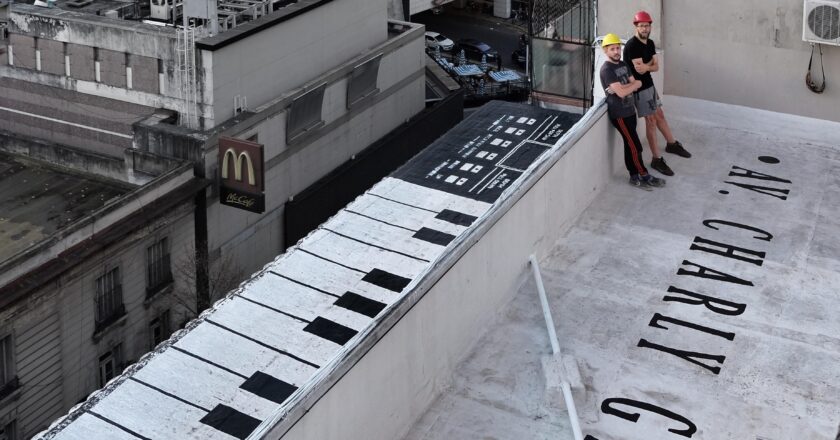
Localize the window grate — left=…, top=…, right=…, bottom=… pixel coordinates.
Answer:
left=94, top=267, right=124, bottom=332
left=146, top=237, right=173, bottom=296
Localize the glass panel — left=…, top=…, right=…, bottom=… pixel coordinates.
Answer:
left=95, top=267, right=123, bottom=324
left=531, top=38, right=592, bottom=102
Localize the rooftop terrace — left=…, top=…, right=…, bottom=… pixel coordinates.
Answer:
left=405, top=95, right=840, bottom=440
left=0, top=151, right=131, bottom=263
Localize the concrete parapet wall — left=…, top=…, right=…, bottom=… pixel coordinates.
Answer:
left=99, top=48, right=126, bottom=88
left=8, top=6, right=176, bottom=60
left=67, top=43, right=95, bottom=80
left=7, top=6, right=183, bottom=105
left=0, top=128, right=184, bottom=184
left=39, top=38, right=64, bottom=76
left=10, top=33, right=35, bottom=69
left=272, top=103, right=621, bottom=440
left=129, top=53, right=158, bottom=94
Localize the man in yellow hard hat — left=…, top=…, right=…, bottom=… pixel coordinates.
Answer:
left=624, top=10, right=690, bottom=178
left=599, top=33, right=665, bottom=190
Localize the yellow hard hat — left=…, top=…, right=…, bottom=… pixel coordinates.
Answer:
left=601, top=33, right=621, bottom=48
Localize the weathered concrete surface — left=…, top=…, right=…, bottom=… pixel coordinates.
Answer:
left=402, top=280, right=576, bottom=440
left=0, top=77, right=155, bottom=156
left=404, top=95, right=840, bottom=440
left=0, top=151, right=131, bottom=263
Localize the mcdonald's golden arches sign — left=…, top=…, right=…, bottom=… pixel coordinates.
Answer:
left=218, top=136, right=265, bottom=213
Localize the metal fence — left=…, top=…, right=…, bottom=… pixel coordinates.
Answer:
left=528, top=0, right=595, bottom=108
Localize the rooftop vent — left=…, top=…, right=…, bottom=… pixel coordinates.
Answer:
left=803, top=0, right=840, bottom=45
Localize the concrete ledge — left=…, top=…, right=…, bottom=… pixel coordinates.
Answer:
left=257, top=101, right=622, bottom=439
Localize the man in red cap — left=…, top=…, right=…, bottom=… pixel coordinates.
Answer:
left=623, top=10, right=690, bottom=177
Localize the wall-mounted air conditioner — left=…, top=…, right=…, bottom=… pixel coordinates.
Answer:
left=803, top=0, right=840, bottom=46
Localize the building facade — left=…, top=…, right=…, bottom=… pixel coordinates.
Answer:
left=0, top=146, right=204, bottom=439
left=0, top=0, right=427, bottom=436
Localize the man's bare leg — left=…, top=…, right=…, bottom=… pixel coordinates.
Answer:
left=656, top=107, right=692, bottom=158
left=654, top=107, right=676, bottom=144
left=644, top=115, right=661, bottom=158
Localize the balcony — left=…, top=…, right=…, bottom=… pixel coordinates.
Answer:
left=93, top=302, right=126, bottom=336
left=145, top=255, right=173, bottom=299
left=0, top=376, right=20, bottom=402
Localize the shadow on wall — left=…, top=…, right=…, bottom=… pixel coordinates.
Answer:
left=284, top=91, right=464, bottom=248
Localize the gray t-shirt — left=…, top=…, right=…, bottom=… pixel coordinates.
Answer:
left=600, top=60, right=636, bottom=119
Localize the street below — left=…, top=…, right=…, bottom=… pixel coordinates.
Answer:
left=411, top=7, right=525, bottom=72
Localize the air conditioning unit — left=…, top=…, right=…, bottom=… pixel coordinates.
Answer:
left=803, top=0, right=840, bottom=45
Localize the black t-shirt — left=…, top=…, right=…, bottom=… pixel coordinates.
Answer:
left=623, top=36, right=656, bottom=90
left=599, top=60, right=636, bottom=119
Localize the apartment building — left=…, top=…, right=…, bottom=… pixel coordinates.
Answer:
left=0, top=147, right=204, bottom=439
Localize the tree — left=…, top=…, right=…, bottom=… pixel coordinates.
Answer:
left=172, top=244, right=244, bottom=321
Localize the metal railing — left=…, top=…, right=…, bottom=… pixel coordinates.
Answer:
left=528, top=0, right=596, bottom=108
left=0, top=376, right=20, bottom=401
left=94, top=300, right=126, bottom=334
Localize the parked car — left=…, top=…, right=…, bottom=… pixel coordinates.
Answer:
left=456, top=38, right=499, bottom=62
left=425, top=32, right=455, bottom=51
left=512, top=47, right=526, bottom=67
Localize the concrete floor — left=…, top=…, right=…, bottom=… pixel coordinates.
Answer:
left=403, top=96, right=840, bottom=440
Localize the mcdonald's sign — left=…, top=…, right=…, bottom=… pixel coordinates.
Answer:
left=219, top=136, right=265, bottom=213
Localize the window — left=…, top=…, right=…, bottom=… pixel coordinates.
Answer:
left=347, top=54, right=381, bottom=109
left=0, top=335, right=18, bottom=400
left=149, top=310, right=171, bottom=349
left=146, top=237, right=172, bottom=296
left=98, top=344, right=123, bottom=387
left=0, top=419, right=17, bottom=440
left=94, top=267, right=124, bottom=332
left=286, top=83, right=326, bottom=144
left=0, top=335, right=13, bottom=386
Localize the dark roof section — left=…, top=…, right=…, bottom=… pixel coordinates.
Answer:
left=0, top=172, right=210, bottom=308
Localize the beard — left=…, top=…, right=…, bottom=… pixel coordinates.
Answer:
left=638, top=29, right=650, bottom=40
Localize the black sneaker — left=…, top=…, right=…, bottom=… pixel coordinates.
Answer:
left=650, top=157, right=674, bottom=176
left=629, top=175, right=653, bottom=191
left=665, top=141, right=691, bottom=158
left=642, top=174, right=666, bottom=188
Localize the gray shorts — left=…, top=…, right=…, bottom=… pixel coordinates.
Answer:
left=635, top=86, right=661, bottom=117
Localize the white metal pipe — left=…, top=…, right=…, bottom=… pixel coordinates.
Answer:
left=529, top=254, right=560, bottom=355
left=562, top=381, right=585, bottom=440
left=530, top=254, right=584, bottom=440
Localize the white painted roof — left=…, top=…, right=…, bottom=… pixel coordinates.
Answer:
left=37, top=101, right=581, bottom=440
